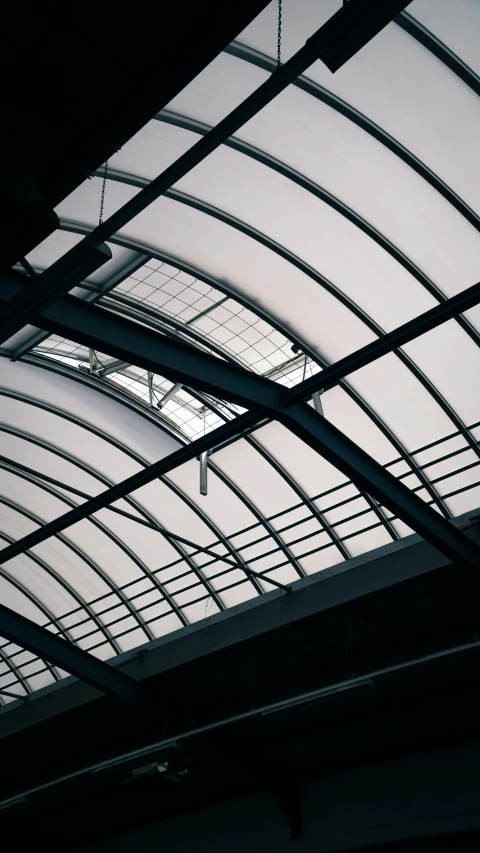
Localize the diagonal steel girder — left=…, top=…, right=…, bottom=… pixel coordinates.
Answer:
left=0, top=275, right=479, bottom=569
left=0, top=602, right=154, bottom=714
left=0, top=0, right=413, bottom=346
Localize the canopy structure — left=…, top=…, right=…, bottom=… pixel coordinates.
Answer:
left=0, top=0, right=479, bottom=709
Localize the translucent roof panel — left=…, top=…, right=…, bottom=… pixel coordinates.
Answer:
left=1, top=0, right=479, bottom=706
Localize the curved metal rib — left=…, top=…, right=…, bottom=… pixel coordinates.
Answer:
left=98, top=292, right=396, bottom=547
left=224, top=42, right=480, bottom=232
left=0, top=457, right=192, bottom=635
left=148, top=113, right=480, bottom=350
left=396, top=11, right=480, bottom=97
left=0, top=391, right=234, bottom=615
left=0, top=420, right=194, bottom=632
left=59, top=210, right=454, bottom=519
left=0, top=496, right=123, bottom=656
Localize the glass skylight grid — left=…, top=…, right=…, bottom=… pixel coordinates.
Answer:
left=110, top=258, right=320, bottom=387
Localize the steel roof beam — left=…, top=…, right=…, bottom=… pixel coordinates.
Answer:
left=0, top=602, right=154, bottom=713
left=313, top=0, right=413, bottom=73
left=0, top=277, right=479, bottom=569
left=0, top=239, right=111, bottom=346
left=287, top=280, right=480, bottom=404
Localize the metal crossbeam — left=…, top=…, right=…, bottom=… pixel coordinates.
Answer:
left=0, top=275, right=479, bottom=569
left=314, top=0, right=413, bottom=72
left=0, top=239, right=111, bottom=345
left=0, top=603, right=154, bottom=713
left=287, top=280, right=480, bottom=404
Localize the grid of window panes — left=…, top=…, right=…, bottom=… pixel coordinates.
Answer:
left=108, top=258, right=323, bottom=388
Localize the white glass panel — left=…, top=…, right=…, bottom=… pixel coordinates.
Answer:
left=344, top=525, right=393, bottom=558
left=167, top=51, right=268, bottom=126
left=238, top=1, right=480, bottom=212
left=218, top=580, right=258, bottom=610
left=0, top=360, right=180, bottom=466
left=435, top=464, right=480, bottom=501
left=111, top=120, right=196, bottom=181
left=95, top=506, right=185, bottom=573
left=165, top=458, right=261, bottom=538
left=390, top=519, right=414, bottom=538
left=238, top=0, right=338, bottom=64
left=0, top=575, right=49, bottom=625
left=235, top=84, right=480, bottom=298
left=305, top=28, right=480, bottom=215
left=0, top=393, right=142, bottom=484
left=348, top=353, right=454, bottom=450
left=213, top=437, right=299, bottom=518
left=413, top=432, right=467, bottom=468
left=0, top=467, right=73, bottom=522
left=409, top=0, right=480, bottom=76
left=115, top=119, right=439, bottom=331
left=182, top=600, right=221, bottom=624
left=464, top=305, right=480, bottom=337
left=172, top=146, right=437, bottom=333
left=62, top=518, right=146, bottom=590
left=115, top=627, right=150, bottom=654
left=403, top=320, right=480, bottom=426
left=148, top=612, right=184, bottom=639
left=24, top=225, right=137, bottom=284
left=0, top=544, right=78, bottom=617
left=298, top=546, right=341, bottom=575
left=0, top=430, right=108, bottom=499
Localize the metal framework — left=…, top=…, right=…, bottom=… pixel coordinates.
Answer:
left=1, top=407, right=478, bottom=703
left=1, top=272, right=480, bottom=572
left=91, top=169, right=480, bottom=499
left=0, top=601, right=154, bottom=712
left=57, top=226, right=458, bottom=530
left=0, top=0, right=478, bottom=706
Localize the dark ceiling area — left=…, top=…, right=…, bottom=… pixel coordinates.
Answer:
left=0, top=0, right=270, bottom=267
left=1, top=522, right=480, bottom=850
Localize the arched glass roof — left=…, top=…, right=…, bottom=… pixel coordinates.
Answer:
left=1, top=0, right=479, bottom=706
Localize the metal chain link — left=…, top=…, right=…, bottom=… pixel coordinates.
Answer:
left=277, top=0, right=282, bottom=69
left=99, top=159, right=109, bottom=225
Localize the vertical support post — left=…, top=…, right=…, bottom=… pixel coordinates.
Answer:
left=199, top=451, right=209, bottom=496
left=89, top=348, right=96, bottom=375
left=148, top=371, right=154, bottom=407
left=312, top=389, right=324, bottom=417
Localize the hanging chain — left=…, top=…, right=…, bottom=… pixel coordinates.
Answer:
left=277, top=0, right=282, bottom=69
left=98, top=159, right=109, bottom=225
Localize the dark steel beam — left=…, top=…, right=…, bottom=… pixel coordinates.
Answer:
left=287, top=280, right=480, bottom=403
left=151, top=112, right=480, bottom=352
left=0, top=407, right=262, bottom=567
left=0, top=602, right=154, bottom=713
left=0, top=238, right=111, bottom=345
left=0, top=276, right=479, bottom=569
left=278, top=403, right=480, bottom=570
left=313, top=0, right=413, bottom=73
